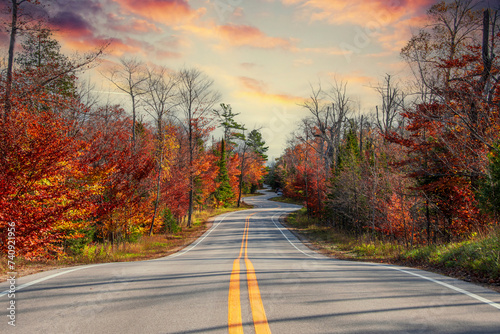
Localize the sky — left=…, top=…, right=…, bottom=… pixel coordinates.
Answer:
left=2, top=0, right=438, bottom=160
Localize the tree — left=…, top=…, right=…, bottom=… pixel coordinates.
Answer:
left=3, top=0, right=41, bottom=118
left=479, top=143, right=500, bottom=220
left=176, top=68, right=220, bottom=227
left=236, top=129, right=268, bottom=206
left=299, top=81, right=352, bottom=171
left=81, top=104, right=155, bottom=242
left=373, top=74, right=406, bottom=137
left=0, top=83, right=90, bottom=257
left=213, top=139, right=234, bottom=207
left=401, top=0, right=482, bottom=96
left=16, top=26, right=77, bottom=98
left=102, top=57, right=148, bottom=143
left=143, top=66, right=177, bottom=235
left=214, top=103, right=246, bottom=148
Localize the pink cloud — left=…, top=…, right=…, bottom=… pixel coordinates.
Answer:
left=284, top=0, right=433, bottom=25
left=238, top=76, right=304, bottom=104
left=112, top=0, right=203, bottom=25
left=219, top=24, right=292, bottom=49
left=181, top=23, right=293, bottom=49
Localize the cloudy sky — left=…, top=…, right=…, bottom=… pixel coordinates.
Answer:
left=3, top=0, right=437, bottom=159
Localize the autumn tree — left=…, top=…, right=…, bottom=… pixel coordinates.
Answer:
left=392, top=2, right=500, bottom=239
left=0, top=101, right=89, bottom=257
left=80, top=104, right=155, bottom=242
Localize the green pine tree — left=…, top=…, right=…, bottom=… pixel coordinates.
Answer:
left=16, top=26, right=77, bottom=98
left=213, top=139, right=234, bottom=207
left=479, top=143, right=500, bottom=218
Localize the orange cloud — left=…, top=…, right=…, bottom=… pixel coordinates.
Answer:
left=155, top=49, right=182, bottom=59
left=180, top=23, right=293, bottom=49
left=179, top=23, right=293, bottom=49
left=238, top=76, right=304, bottom=104
left=219, top=24, right=292, bottom=49
left=112, top=0, right=204, bottom=25
left=284, top=0, right=433, bottom=26
left=62, top=36, right=146, bottom=57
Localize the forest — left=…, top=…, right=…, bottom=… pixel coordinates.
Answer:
left=0, top=1, right=268, bottom=259
left=267, top=1, right=500, bottom=247
left=1, top=0, right=500, bottom=272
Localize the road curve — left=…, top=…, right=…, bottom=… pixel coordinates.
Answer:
left=1, top=189, right=500, bottom=333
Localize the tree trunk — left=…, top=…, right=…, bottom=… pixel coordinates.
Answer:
left=149, top=151, right=163, bottom=236
left=131, top=94, right=136, bottom=143
left=4, top=0, right=19, bottom=119
left=187, top=123, right=194, bottom=227
left=237, top=150, right=246, bottom=208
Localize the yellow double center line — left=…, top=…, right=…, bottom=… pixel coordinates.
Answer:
left=228, top=212, right=271, bottom=334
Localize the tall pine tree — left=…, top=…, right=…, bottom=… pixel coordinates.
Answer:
left=213, top=139, right=234, bottom=207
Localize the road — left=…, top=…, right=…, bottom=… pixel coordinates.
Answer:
left=1, top=189, right=500, bottom=333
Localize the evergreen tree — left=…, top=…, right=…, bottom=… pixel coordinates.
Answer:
left=16, top=26, right=77, bottom=98
left=247, top=129, right=268, bottom=160
left=214, top=103, right=246, bottom=149
left=213, top=139, right=234, bottom=207
left=479, top=143, right=500, bottom=218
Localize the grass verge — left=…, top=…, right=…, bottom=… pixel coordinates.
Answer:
left=283, top=208, right=500, bottom=292
left=268, top=195, right=303, bottom=205
left=0, top=203, right=253, bottom=282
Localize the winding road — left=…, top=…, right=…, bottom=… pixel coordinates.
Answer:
left=1, top=189, right=500, bottom=333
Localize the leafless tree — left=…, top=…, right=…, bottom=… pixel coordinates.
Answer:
left=143, top=65, right=178, bottom=235
left=299, top=80, right=353, bottom=170
left=102, top=57, right=148, bottom=143
left=401, top=0, right=482, bottom=99
left=373, top=74, right=406, bottom=136
left=175, top=68, right=221, bottom=227
left=3, top=0, right=34, bottom=118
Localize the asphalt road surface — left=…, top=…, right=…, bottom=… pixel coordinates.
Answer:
left=2, top=189, right=500, bottom=333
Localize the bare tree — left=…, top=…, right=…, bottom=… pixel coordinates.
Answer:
left=143, top=65, right=178, bottom=235
left=299, top=80, right=352, bottom=171
left=176, top=68, right=221, bottom=227
left=3, top=0, right=32, bottom=118
left=374, top=74, right=406, bottom=136
left=401, top=0, right=482, bottom=98
left=102, top=57, right=147, bottom=143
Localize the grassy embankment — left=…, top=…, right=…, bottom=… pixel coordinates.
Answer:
left=0, top=202, right=253, bottom=281
left=271, top=196, right=500, bottom=290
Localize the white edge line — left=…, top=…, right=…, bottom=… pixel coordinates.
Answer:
left=369, top=263, right=500, bottom=311
left=271, top=212, right=319, bottom=259
left=0, top=263, right=106, bottom=298
left=271, top=209, right=500, bottom=311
